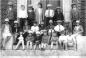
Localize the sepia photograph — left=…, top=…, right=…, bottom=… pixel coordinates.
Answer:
left=0, top=0, right=86, bottom=58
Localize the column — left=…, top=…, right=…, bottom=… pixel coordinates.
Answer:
left=62, top=0, right=72, bottom=22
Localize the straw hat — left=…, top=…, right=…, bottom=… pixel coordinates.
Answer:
left=47, top=4, right=52, bottom=7
left=14, top=20, right=18, bottom=23
left=36, top=31, right=41, bottom=34
left=57, top=20, right=62, bottom=23
left=76, top=20, right=80, bottom=23
left=8, top=2, right=13, bottom=6
left=5, top=18, right=9, bottom=22
left=49, top=20, right=53, bottom=23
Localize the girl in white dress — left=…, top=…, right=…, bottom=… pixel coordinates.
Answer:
left=73, top=20, right=83, bottom=36
left=2, top=18, right=13, bottom=50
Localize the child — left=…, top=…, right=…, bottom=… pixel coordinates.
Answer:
left=51, top=32, right=58, bottom=49
left=67, top=32, right=77, bottom=50
left=48, top=29, right=54, bottom=45
left=33, top=31, right=42, bottom=49
left=15, top=31, right=25, bottom=50
left=31, top=22, right=39, bottom=33
left=73, top=20, right=83, bottom=35
left=54, top=20, right=65, bottom=37
left=59, top=32, right=68, bottom=50
left=41, top=30, right=50, bottom=49
left=26, top=30, right=34, bottom=49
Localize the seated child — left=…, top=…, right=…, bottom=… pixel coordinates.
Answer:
left=15, top=31, right=25, bottom=50
left=26, top=30, right=34, bottom=49
left=41, top=30, right=50, bottom=49
left=67, top=32, right=77, bottom=50
left=51, top=32, right=58, bottom=49
left=59, top=32, right=68, bottom=50
left=33, top=31, right=42, bottom=49
left=73, top=20, right=83, bottom=35
left=31, top=22, right=39, bottom=33
left=54, top=20, right=65, bottom=37
left=48, top=29, right=54, bottom=45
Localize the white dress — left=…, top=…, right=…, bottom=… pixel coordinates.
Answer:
left=3, top=24, right=13, bottom=50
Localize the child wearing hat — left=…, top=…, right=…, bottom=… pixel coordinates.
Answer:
left=73, top=20, right=83, bottom=35
left=2, top=18, right=13, bottom=50
left=26, top=30, right=34, bottom=49
left=54, top=20, right=65, bottom=37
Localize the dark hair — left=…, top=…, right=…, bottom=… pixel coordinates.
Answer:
left=38, top=3, right=42, bottom=8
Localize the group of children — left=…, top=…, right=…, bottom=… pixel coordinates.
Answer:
left=2, top=17, right=83, bottom=50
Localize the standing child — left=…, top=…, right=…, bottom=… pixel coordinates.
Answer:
left=15, top=31, right=25, bottom=50
left=26, top=30, right=34, bottom=49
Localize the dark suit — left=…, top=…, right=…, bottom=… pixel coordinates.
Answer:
left=54, top=11, right=64, bottom=25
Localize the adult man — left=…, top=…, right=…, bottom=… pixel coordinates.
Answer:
left=71, top=3, right=80, bottom=30
left=45, top=4, right=54, bottom=26
left=6, top=2, right=14, bottom=33
left=27, top=5, right=35, bottom=26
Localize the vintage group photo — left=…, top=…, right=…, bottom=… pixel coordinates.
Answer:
left=0, top=0, right=86, bottom=57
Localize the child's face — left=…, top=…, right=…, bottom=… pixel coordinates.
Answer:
left=44, top=32, right=47, bottom=36
left=20, top=32, right=23, bottom=35
left=29, top=33, right=32, bottom=36
left=5, top=21, right=9, bottom=24
left=38, top=4, right=41, bottom=8
left=37, top=34, right=40, bottom=36
left=34, top=23, right=37, bottom=26
left=76, top=23, right=79, bottom=26
left=58, top=23, right=61, bottom=25
left=21, top=5, right=25, bottom=10
left=69, top=33, right=72, bottom=36
left=52, top=33, right=57, bottom=37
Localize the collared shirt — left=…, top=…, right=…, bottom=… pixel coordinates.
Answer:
left=45, top=9, right=54, bottom=17
left=31, top=26, right=39, bottom=32
left=17, top=10, right=28, bottom=18
left=54, top=25, right=65, bottom=32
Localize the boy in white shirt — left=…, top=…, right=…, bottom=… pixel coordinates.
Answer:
left=45, top=4, right=54, bottom=26
left=54, top=20, right=65, bottom=37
